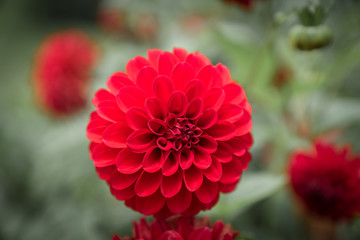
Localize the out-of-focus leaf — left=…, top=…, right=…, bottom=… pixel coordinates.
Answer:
left=309, top=95, right=360, bottom=134
left=209, top=172, right=285, bottom=220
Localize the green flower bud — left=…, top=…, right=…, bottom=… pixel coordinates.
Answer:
left=290, top=24, right=333, bottom=51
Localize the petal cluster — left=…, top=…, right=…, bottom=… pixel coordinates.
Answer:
left=112, top=216, right=238, bottom=240
left=288, top=140, right=360, bottom=221
left=33, top=30, right=98, bottom=116
left=87, top=48, right=253, bottom=218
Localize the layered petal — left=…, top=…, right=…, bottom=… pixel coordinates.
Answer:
left=171, top=62, right=195, bottom=91
left=116, top=148, right=144, bottom=174
left=102, top=122, right=133, bottom=148
left=87, top=48, right=253, bottom=218
left=106, top=72, right=135, bottom=94
left=125, top=56, right=150, bottom=81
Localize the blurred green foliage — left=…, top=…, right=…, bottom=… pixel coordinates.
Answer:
left=1, top=0, right=360, bottom=239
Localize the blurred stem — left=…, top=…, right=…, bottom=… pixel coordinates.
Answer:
left=307, top=217, right=338, bottom=240
left=245, top=23, right=275, bottom=84
left=246, top=7, right=296, bottom=85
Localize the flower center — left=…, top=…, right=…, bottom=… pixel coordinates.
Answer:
left=153, top=113, right=202, bottom=151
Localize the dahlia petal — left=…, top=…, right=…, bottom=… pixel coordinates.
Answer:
left=241, top=101, right=252, bottom=114
left=97, top=100, right=126, bottom=122
left=185, top=52, right=211, bottom=73
left=133, top=218, right=150, bottom=239
left=168, top=91, right=188, bottom=117
left=143, top=146, right=163, bottom=173
left=111, top=235, right=121, bottom=240
left=167, top=186, right=192, bottom=214
left=233, top=110, right=252, bottom=136
left=126, top=129, right=155, bottom=152
left=135, top=189, right=166, bottom=215
left=212, top=220, right=224, bottom=240
left=110, top=185, right=136, bottom=200
left=206, top=120, right=236, bottom=141
left=159, top=231, right=183, bottom=240
left=171, top=62, right=195, bottom=91
left=89, top=142, right=98, bottom=154
left=223, top=83, right=246, bottom=104
left=195, top=178, right=219, bottom=204
left=95, top=165, right=117, bottom=180
left=150, top=219, right=165, bottom=239
left=196, top=65, right=222, bottom=89
left=146, top=97, right=167, bottom=120
left=225, top=136, right=251, bottom=157
left=116, top=86, right=146, bottom=112
left=126, top=107, right=149, bottom=129
left=158, top=52, right=179, bottom=77
left=147, top=49, right=163, bottom=69
left=179, top=148, right=194, bottom=170
left=188, top=227, right=212, bottom=240
left=218, top=103, right=244, bottom=123
left=203, top=88, right=225, bottom=110
left=91, top=143, right=118, bottom=167
left=215, top=63, right=232, bottom=85
left=213, top=142, right=233, bottom=163
left=204, top=192, right=220, bottom=210
left=153, top=205, right=174, bottom=219
left=239, top=151, right=252, bottom=170
left=183, top=165, right=203, bottom=192
left=220, top=157, right=243, bottom=184
left=153, top=75, right=174, bottom=103
left=135, top=171, right=162, bottom=197
left=173, top=47, right=188, bottom=61
left=148, top=119, right=167, bottom=135
left=102, top=122, right=133, bottom=148
left=162, top=152, right=180, bottom=176
left=197, top=135, right=218, bottom=154
left=203, top=157, right=223, bottom=182
left=160, top=170, right=182, bottom=198
left=186, top=98, right=203, bottom=120
left=86, top=113, right=112, bottom=142
left=125, top=56, right=150, bottom=81
left=219, top=180, right=239, bottom=193
left=157, top=137, right=173, bottom=151
left=92, top=89, right=115, bottom=107
left=184, top=79, right=205, bottom=101
left=109, top=170, right=141, bottom=190
left=116, top=148, right=143, bottom=174
left=89, top=111, right=100, bottom=120
left=106, top=72, right=135, bottom=94
left=197, top=109, right=217, bottom=129
left=224, top=233, right=236, bottom=240
left=136, top=66, right=158, bottom=94
left=193, top=147, right=212, bottom=169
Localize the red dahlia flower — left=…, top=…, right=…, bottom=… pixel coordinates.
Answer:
left=33, top=30, right=98, bottom=116
left=288, top=140, right=360, bottom=221
left=223, top=0, right=254, bottom=10
left=112, top=216, right=238, bottom=240
left=86, top=48, right=253, bottom=218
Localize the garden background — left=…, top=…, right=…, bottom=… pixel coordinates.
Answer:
left=1, top=0, right=360, bottom=239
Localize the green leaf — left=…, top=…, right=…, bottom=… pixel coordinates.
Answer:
left=309, top=96, right=360, bottom=134
left=209, top=172, right=286, bottom=220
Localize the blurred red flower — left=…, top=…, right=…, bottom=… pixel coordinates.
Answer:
left=33, top=30, right=98, bottom=116
left=112, top=216, right=238, bottom=240
left=86, top=48, right=253, bottom=218
left=223, top=0, right=254, bottom=10
left=288, top=140, right=360, bottom=221
left=97, top=8, right=127, bottom=34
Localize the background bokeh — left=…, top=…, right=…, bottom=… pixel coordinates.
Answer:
left=1, top=0, right=360, bottom=239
